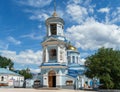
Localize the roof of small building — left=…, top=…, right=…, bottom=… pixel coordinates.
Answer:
left=0, top=68, right=22, bottom=76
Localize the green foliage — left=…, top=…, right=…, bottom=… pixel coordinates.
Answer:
left=85, top=47, right=120, bottom=89
left=0, top=55, right=14, bottom=70
left=19, top=68, right=33, bottom=79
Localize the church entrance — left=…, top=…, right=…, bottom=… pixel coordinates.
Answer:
left=48, top=70, right=56, bottom=87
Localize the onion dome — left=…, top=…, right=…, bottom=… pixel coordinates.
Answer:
left=45, top=13, right=64, bottom=25
left=67, top=45, right=77, bottom=51
left=45, top=0, right=64, bottom=25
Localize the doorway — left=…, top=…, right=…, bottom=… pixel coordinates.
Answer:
left=48, top=70, right=56, bottom=87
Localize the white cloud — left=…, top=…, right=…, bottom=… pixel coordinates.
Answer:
left=30, top=68, right=40, bottom=73
left=29, top=13, right=49, bottom=21
left=97, top=7, right=120, bottom=24
left=17, top=0, right=52, bottom=8
left=66, top=4, right=88, bottom=24
left=15, top=0, right=53, bottom=22
left=80, top=52, right=91, bottom=58
left=21, top=33, right=43, bottom=40
left=23, top=8, right=51, bottom=22
left=110, top=7, right=120, bottom=23
left=0, top=50, right=42, bottom=65
left=7, top=36, right=21, bottom=45
left=88, top=6, right=94, bottom=14
left=68, top=0, right=91, bottom=5
left=66, top=18, right=120, bottom=50
left=0, top=40, right=9, bottom=50
left=68, top=0, right=82, bottom=4
left=79, top=58, right=86, bottom=65
left=98, top=7, right=110, bottom=13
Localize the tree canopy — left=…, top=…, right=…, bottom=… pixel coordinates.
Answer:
left=0, top=55, right=14, bottom=70
left=85, top=47, right=120, bottom=89
left=19, top=68, right=33, bottom=79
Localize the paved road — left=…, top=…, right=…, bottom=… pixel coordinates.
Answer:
left=0, top=88, right=97, bottom=92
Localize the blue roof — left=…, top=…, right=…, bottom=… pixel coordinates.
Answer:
left=68, top=63, right=85, bottom=67
left=67, top=64, right=86, bottom=78
left=41, top=63, right=67, bottom=66
left=0, top=68, right=22, bottom=76
left=68, top=70, right=84, bottom=78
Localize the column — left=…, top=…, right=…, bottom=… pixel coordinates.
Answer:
left=57, top=46, right=60, bottom=63
left=46, top=47, right=48, bottom=62
left=48, top=25, right=51, bottom=36
left=70, top=56, right=72, bottom=63
left=75, top=56, right=77, bottom=64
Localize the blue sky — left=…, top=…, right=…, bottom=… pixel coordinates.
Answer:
left=0, top=0, right=120, bottom=73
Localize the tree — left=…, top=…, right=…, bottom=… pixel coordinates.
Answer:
left=85, top=47, right=120, bottom=89
left=19, top=68, right=33, bottom=79
left=0, top=56, right=14, bottom=70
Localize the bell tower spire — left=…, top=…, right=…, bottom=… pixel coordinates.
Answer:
left=54, top=0, right=56, bottom=12
left=45, top=0, right=65, bottom=38
left=52, top=0, right=57, bottom=17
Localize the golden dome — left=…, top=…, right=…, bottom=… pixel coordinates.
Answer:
left=68, top=45, right=77, bottom=51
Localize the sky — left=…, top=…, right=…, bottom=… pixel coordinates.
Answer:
left=0, top=0, right=120, bottom=73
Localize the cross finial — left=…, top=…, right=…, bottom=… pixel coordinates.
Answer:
left=54, top=0, right=56, bottom=12
left=52, top=0, right=57, bottom=17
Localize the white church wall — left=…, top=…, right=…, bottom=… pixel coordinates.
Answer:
left=43, top=74, right=48, bottom=87
left=56, top=75, right=61, bottom=86
left=57, top=23, right=64, bottom=36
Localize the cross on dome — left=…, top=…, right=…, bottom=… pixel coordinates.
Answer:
left=52, top=0, right=58, bottom=17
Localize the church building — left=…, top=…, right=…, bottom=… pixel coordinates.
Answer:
left=39, top=4, right=97, bottom=89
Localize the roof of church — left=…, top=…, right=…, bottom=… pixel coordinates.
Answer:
left=46, top=16, right=64, bottom=25
left=68, top=64, right=85, bottom=67
left=0, top=68, right=22, bottom=76
left=42, top=35, right=68, bottom=43
left=68, top=69, right=85, bottom=78
left=68, top=64, right=86, bottom=78
left=41, top=63, right=67, bottom=66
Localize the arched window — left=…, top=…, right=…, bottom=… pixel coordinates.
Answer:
left=1, top=76, right=4, bottom=81
left=67, top=56, right=70, bottom=64
left=49, top=49, right=57, bottom=60
left=73, top=56, right=75, bottom=63
left=76, top=57, right=79, bottom=64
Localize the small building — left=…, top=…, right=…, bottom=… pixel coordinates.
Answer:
left=0, top=68, right=24, bottom=87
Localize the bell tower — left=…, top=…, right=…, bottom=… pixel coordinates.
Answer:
left=45, top=0, right=64, bottom=37
left=41, top=0, right=67, bottom=64
left=45, top=13, right=64, bottom=37
left=40, top=0, right=68, bottom=87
